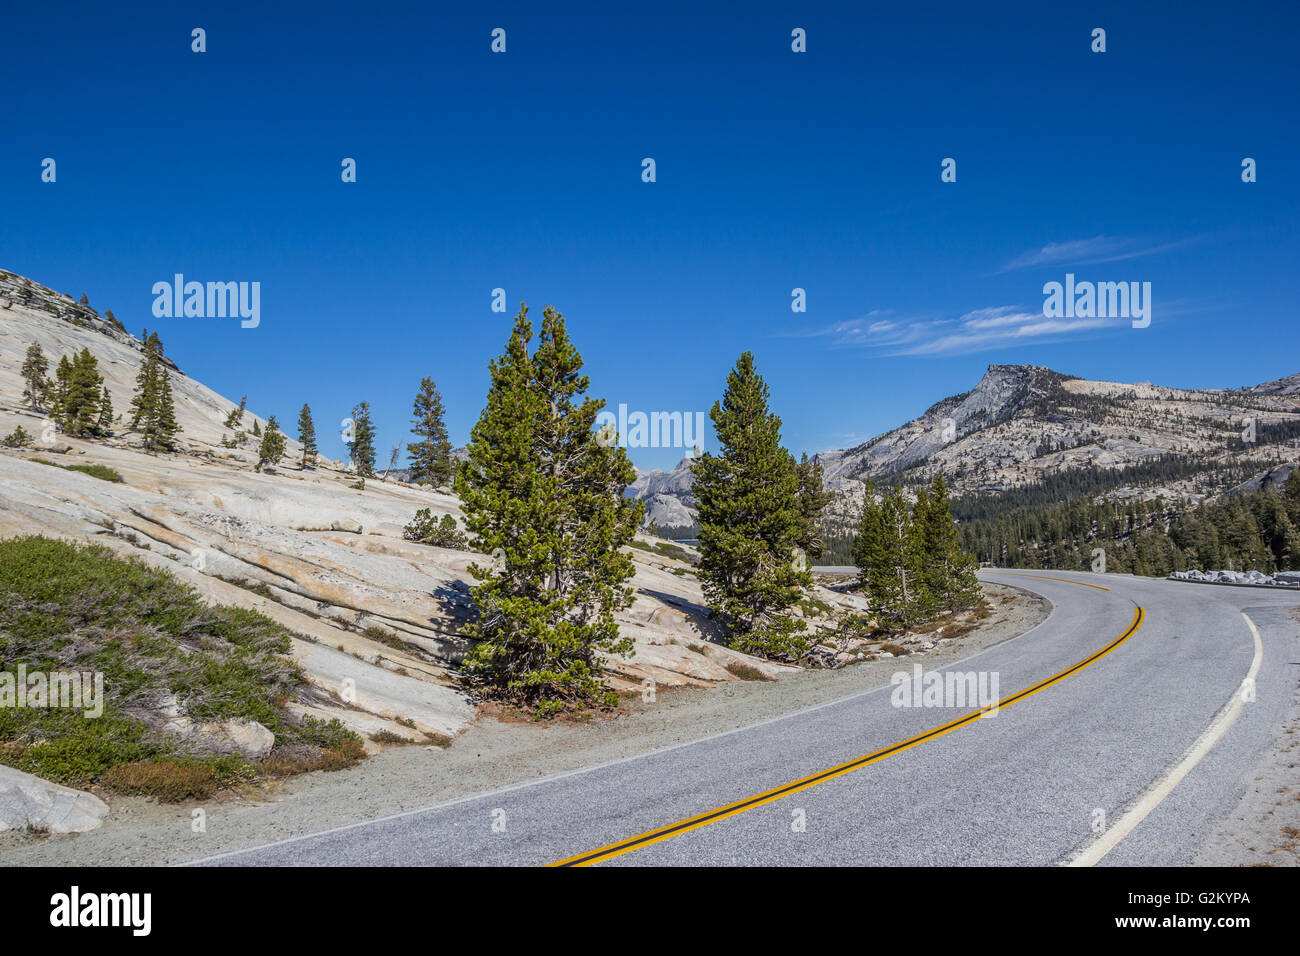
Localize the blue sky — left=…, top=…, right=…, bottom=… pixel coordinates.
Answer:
left=2, top=1, right=1297, bottom=470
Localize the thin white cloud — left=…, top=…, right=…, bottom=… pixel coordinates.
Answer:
left=1000, top=235, right=1194, bottom=272
left=798, top=305, right=1130, bottom=357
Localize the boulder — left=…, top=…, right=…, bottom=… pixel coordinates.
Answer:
left=0, top=765, right=109, bottom=833
left=161, top=716, right=275, bottom=758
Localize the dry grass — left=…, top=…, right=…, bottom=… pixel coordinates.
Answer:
left=369, top=729, right=414, bottom=745
left=259, top=739, right=366, bottom=777
left=101, top=759, right=222, bottom=802
left=724, top=661, right=773, bottom=681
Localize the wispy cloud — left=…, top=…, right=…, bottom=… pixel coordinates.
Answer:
left=999, top=235, right=1194, bottom=272
left=795, top=305, right=1129, bottom=357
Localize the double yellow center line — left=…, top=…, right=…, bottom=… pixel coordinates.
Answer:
left=550, top=597, right=1143, bottom=866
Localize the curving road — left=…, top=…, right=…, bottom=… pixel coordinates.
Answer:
left=188, top=570, right=1300, bottom=866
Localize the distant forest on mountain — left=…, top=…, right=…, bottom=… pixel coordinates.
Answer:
left=818, top=447, right=1300, bottom=575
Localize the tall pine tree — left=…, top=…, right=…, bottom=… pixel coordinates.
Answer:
left=66, top=349, right=104, bottom=437
left=407, top=377, right=453, bottom=486
left=854, top=485, right=927, bottom=628
left=50, top=355, right=72, bottom=428
left=49, top=349, right=106, bottom=438
left=795, top=452, right=834, bottom=560
left=257, top=415, right=287, bottom=471
left=129, top=332, right=181, bottom=450
left=20, top=343, right=49, bottom=411
left=347, top=402, right=376, bottom=476
left=97, top=386, right=114, bottom=435
left=454, top=304, right=642, bottom=715
left=916, top=473, right=981, bottom=613
left=692, top=352, right=809, bottom=659
left=297, top=403, right=317, bottom=468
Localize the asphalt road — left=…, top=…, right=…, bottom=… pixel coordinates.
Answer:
left=188, top=570, right=1300, bottom=866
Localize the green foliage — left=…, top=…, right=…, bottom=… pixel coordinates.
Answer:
left=31, top=458, right=124, bottom=482
left=49, top=348, right=107, bottom=438
left=97, top=385, right=114, bottom=435
left=297, top=403, right=317, bottom=467
left=454, top=304, right=642, bottom=714
left=347, top=402, right=376, bottom=476
left=958, top=472, right=1300, bottom=576
left=407, top=377, right=454, bottom=486
left=796, top=453, right=834, bottom=560
left=402, top=509, right=468, bottom=548
left=128, top=332, right=181, bottom=451
left=256, top=414, right=287, bottom=471
left=2, top=426, right=31, bottom=449
left=223, top=395, right=248, bottom=430
left=851, top=477, right=979, bottom=630
left=20, top=342, right=49, bottom=411
left=853, top=484, right=926, bottom=628
left=0, top=536, right=359, bottom=788
left=915, top=474, right=982, bottom=613
left=692, top=352, right=810, bottom=660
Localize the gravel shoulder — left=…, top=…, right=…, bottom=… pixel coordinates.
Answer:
left=0, top=583, right=1047, bottom=866
left=1191, top=605, right=1300, bottom=867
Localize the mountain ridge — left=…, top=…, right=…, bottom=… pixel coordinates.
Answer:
left=629, top=362, right=1300, bottom=533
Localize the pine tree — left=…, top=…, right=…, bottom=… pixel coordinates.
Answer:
left=916, top=473, right=981, bottom=613
left=252, top=419, right=262, bottom=437
left=223, top=395, right=247, bottom=430
left=852, top=481, right=881, bottom=589
left=63, top=349, right=104, bottom=437
left=855, top=485, right=927, bottom=628
left=256, top=415, right=287, bottom=471
left=50, top=355, right=73, bottom=430
left=97, top=387, right=114, bottom=435
left=297, top=403, right=317, bottom=468
left=795, top=452, right=834, bottom=559
left=454, top=304, right=642, bottom=715
left=129, top=336, right=159, bottom=433
left=692, top=352, right=809, bottom=659
left=154, top=367, right=180, bottom=449
left=348, top=402, right=376, bottom=476
left=407, top=377, right=454, bottom=486
left=130, top=333, right=181, bottom=450
left=20, top=343, right=49, bottom=411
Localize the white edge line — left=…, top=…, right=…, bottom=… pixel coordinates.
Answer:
left=179, top=574, right=1068, bottom=865
left=1065, top=611, right=1264, bottom=866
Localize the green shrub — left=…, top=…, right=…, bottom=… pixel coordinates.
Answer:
left=0, top=535, right=361, bottom=789
left=402, top=509, right=468, bottom=549
left=62, top=463, right=123, bottom=482
left=29, top=458, right=123, bottom=482
left=730, top=615, right=811, bottom=662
